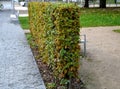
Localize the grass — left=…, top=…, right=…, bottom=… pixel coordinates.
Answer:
left=113, top=29, right=120, bottom=33
left=19, top=17, right=29, bottom=29
left=80, top=8, right=120, bottom=27
left=26, top=33, right=32, bottom=43
left=19, top=7, right=120, bottom=29
left=25, top=33, right=37, bottom=47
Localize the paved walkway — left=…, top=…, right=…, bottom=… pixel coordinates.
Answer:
left=80, top=26, right=120, bottom=89
left=0, top=10, right=46, bottom=89
left=15, top=5, right=28, bottom=17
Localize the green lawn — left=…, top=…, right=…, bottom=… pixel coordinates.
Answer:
left=80, top=8, right=120, bottom=27
left=19, top=17, right=29, bottom=29
left=19, top=8, right=120, bottom=29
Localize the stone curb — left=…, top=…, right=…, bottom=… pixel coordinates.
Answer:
left=24, top=29, right=30, bottom=34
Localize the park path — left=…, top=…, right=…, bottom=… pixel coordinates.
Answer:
left=0, top=10, right=46, bottom=89
left=80, top=26, right=120, bottom=89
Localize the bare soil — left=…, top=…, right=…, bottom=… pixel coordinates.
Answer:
left=80, top=26, right=120, bottom=89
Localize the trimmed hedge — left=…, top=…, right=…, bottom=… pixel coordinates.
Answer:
left=28, top=2, right=80, bottom=86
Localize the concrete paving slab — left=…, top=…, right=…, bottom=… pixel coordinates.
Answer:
left=0, top=10, right=46, bottom=89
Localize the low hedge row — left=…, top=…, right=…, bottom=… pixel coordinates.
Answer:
left=28, top=2, right=80, bottom=87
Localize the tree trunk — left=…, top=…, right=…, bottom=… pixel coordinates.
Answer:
left=100, top=0, right=106, bottom=8
left=84, top=0, right=89, bottom=8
